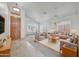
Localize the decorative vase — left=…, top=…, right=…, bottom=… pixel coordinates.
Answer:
left=0, top=37, right=6, bottom=48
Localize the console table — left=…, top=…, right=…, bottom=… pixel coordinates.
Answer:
left=0, top=37, right=11, bottom=57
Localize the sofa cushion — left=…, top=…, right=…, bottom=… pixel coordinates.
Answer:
left=59, top=35, right=68, bottom=39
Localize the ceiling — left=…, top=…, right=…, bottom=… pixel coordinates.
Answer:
left=7, top=2, right=78, bottom=23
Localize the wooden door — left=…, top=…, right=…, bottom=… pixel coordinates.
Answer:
left=10, top=16, right=21, bottom=40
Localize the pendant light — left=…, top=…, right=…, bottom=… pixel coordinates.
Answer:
left=13, top=3, right=20, bottom=12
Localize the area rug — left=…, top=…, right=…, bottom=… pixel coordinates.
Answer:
left=38, top=39, right=60, bottom=52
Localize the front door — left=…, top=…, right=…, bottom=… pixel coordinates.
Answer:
left=10, top=16, right=21, bottom=40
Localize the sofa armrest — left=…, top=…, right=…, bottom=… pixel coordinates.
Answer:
left=60, top=40, right=78, bottom=57
left=61, top=45, right=77, bottom=57
left=60, top=40, right=78, bottom=50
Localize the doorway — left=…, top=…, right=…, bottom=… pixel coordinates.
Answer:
left=10, top=16, right=21, bottom=40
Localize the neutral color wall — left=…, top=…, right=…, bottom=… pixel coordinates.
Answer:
left=21, top=9, right=38, bottom=38
left=48, top=14, right=79, bottom=34
left=0, top=3, right=9, bottom=37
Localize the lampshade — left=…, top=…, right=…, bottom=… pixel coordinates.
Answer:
left=70, top=29, right=77, bottom=35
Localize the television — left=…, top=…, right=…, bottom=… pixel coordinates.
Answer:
left=0, top=16, right=5, bottom=34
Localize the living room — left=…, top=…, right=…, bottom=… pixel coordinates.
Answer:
left=0, top=2, right=79, bottom=57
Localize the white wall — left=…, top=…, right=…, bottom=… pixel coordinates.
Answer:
left=39, top=22, right=49, bottom=33
left=21, top=9, right=38, bottom=38
left=21, top=9, right=26, bottom=38
left=0, top=3, right=9, bottom=37
left=48, top=14, right=79, bottom=34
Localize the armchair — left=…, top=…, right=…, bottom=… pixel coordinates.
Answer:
left=60, top=40, right=78, bottom=57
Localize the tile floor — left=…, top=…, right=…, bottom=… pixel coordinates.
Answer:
left=11, top=35, right=60, bottom=57
left=11, top=39, right=44, bottom=57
